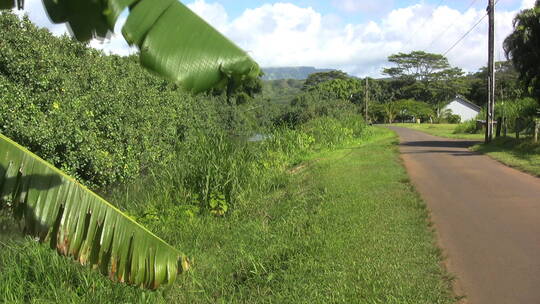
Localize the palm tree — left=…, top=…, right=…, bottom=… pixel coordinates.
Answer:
left=503, top=1, right=540, bottom=103
left=0, top=0, right=259, bottom=289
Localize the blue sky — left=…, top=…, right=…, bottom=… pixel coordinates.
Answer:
left=209, top=0, right=528, bottom=23
left=16, top=0, right=536, bottom=77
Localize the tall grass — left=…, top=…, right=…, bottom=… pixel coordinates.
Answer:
left=109, top=114, right=370, bottom=219
left=1, top=126, right=457, bottom=303
left=0, top=111, right=370, bottom=302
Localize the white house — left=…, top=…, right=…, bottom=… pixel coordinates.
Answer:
left=443, top=95, right=481, bottom=122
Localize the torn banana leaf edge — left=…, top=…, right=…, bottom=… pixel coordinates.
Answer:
left=0, top=133, right=189, bottom=289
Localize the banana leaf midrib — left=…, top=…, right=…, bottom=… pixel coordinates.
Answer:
left=0, top=132, right=179, bottom=253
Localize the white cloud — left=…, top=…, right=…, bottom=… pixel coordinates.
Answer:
left=16, top=1, right=135, bottom=56
left=188, top=1, right=521, bottom=77
left=521, top=0, right=537, bottom=9
left=15, top=0, right=528, bottom=78
left=187, top=0, right=229, bottom=30
left=89, top=13, right=137, bottom=56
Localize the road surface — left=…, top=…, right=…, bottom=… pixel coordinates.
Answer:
left=389, top=126, right=540, bottom=304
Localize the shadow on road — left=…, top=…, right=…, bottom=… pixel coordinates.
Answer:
left=400, top=140, right=480, bottom=149
left=401, top=150, right=481, bottom=156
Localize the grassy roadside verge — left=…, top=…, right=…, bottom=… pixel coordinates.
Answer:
left=0, top=127, right=455, bottom=303
left=394, top=123, right=540, bottom=177
left=471, top=137, right=540, bottom=177
left=388, top=123, right=484, bottom=140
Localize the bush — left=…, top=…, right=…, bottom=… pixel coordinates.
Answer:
left=394, top=99, right=434, bottom=122
left=494, top=98, right=538, bottom=135
left=446, top=114, right=461, bottom=124
left=0, top=12, right=201, bottom=187
left=454, top=120, right=480, bottom=134
left=1, top=12, right=372, bottom=216
left=109, top=113, right=370, bottom=218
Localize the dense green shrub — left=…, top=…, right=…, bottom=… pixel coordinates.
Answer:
left=454, top=120, right=480, bottom=134
left=277, top=90, right=360, bottom=127
left=495, top=98, right=538, bottom=135
left=446, top=114, right=461, bottom=124
left=110, top=113, right=369, bottom=219
left=0, top=12, right=201, bottom=187
left=394, top=99, right=434, bottom=122
left=0, top=11, right=370, bottom=215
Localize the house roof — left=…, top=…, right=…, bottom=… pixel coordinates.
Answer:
left=445, top=95, right=481, bottom=112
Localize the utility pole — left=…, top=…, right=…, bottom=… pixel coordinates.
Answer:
left=485, top=0, right=495, bottom=143
left=365, top=78, right=369, bottom=123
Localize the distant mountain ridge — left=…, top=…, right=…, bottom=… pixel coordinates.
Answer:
left=262, top=66, right=335, bottom=80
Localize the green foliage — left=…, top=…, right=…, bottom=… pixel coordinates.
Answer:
left=0, top=133, right=185, bottom=289
left=0, top=12, right=197, bottom=187
left=370, top=99, right=433, bottom=123
left=394, top=99, right=434, bottom=122
left=472, top=136, right=540, bottom=177
left=282, top=91, right=361, bottom=126
left=261, top=66, right=333, bottom=80
left=382, top=51, right=468, bottom=105
left=261, top=78, right=304, bottom=104
left=465, top=61, right=526, bottom=107
left=494, top=97, right=539, bottom=135
left=436, top=107, right=462, bottom=124
left=5, top=0, right=260, bottom=92
left=383, top=51, right=451, bottom=81
left=495, top=97, right=537, bottom=121
left=307, top=78, right=363, bottom=103
left=210, top=73, right=264, bottom=105
left=445, top=113, right=461, bottom=124
left=1, top=128, right=457, bottom=303
left=454, top=120, right=480, bottom=134
left=0, top=238, right=164, bottom=303
left=396, top=123, right=485, bottom=140
left=504, top=1, right=540, bottom=104
left=381, top=101, right=400, bottom=124
left=303, top=70, right=350, bottom=90
left=299, top=115, right=369, bottom=150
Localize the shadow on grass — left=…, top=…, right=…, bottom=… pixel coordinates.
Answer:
left=472, top=136, right=540, bottom=176
left=473, top=137, right=539, bottom=156
left=1, top=164, right=63, bottom=242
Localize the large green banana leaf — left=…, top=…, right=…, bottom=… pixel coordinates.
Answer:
left=1, top=0, right=260, bottom=93
left=0, top=133, right=188, bottom=289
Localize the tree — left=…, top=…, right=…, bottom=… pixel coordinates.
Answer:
left=504, top=1, right=540, bottom=105
left=308, top=78, right=362, bottom=102
left=465, top=61, right=525, bottom=107
left=394, top=99, right=434, bottom=122
left=382, top=102, right=399, bottom=123
left=0, top=0, right=260, bottom=289
left=383, top=51, right=468, bottom=105
left=303, top=70, right=349, bottom=90
left=383, top=51, right=450, bottom=82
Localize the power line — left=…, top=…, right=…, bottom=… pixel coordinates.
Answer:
left=426, top=0, right=481, bottom=50
left=442, top=13, right=487, bottom=56
left=441, top=0, right=500, bottom=56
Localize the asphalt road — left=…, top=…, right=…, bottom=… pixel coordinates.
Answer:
left=389, top=126, right=540, bottom=304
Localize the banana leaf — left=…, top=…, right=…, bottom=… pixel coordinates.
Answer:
left=32, top=0, right=260, bottom=93
left=0, top=133, right=188, bottom=289
left=0, top=0, right=12, bottom=9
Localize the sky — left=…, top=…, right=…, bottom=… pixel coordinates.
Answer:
left=15, top=0, right=537, bottom=78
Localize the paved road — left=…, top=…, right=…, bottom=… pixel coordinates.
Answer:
left=389, top=127, right=540, bottom=304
